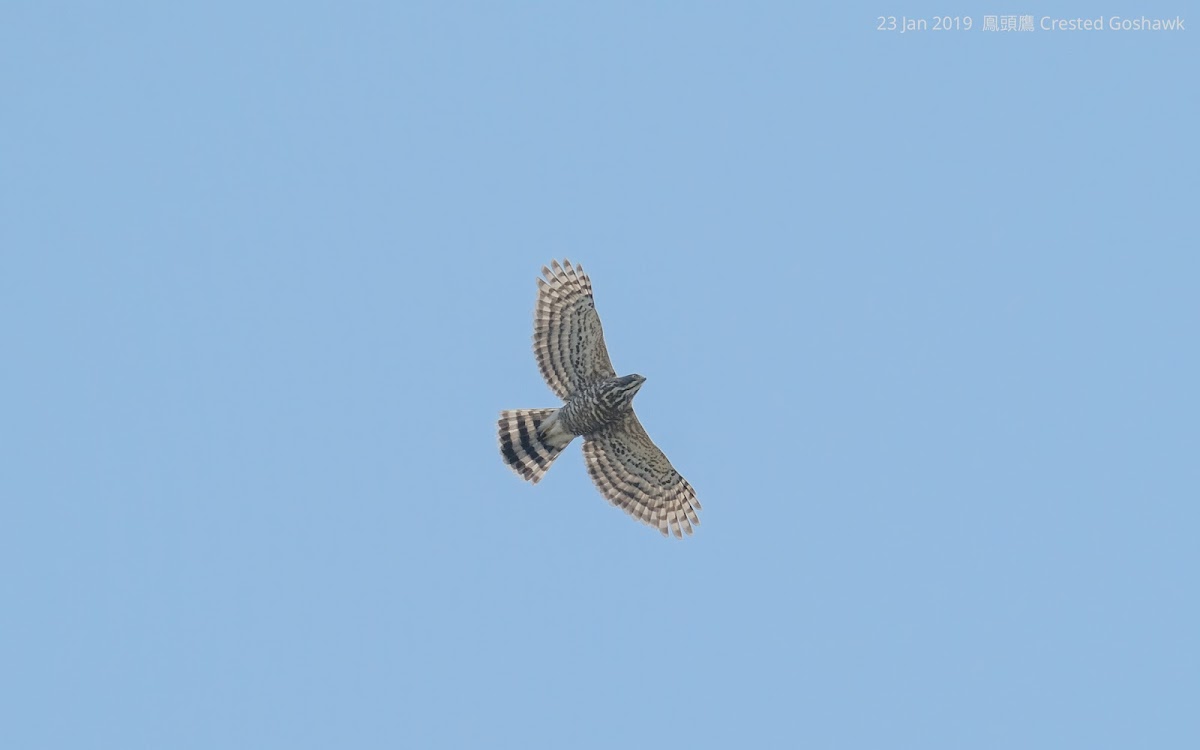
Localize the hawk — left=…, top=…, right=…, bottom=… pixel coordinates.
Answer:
left=498, top=259, right=701, bottom=537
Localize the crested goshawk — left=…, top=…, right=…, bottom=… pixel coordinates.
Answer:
left=498, top=260, right=701, bottom=537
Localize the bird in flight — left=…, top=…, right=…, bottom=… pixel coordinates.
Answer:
left=498, top=260, right=701, bottom=537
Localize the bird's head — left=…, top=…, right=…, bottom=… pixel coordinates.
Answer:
left=614, top=373, right=646, bottom=405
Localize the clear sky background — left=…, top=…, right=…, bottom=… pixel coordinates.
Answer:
left=2, top=2, right=1196, bottom=748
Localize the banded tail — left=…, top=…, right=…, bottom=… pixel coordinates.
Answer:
left=498, top=408, right=573, bottom=483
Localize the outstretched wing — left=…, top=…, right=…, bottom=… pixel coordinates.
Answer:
left=533, top=259, right=616, bottom=400
left=582, top=411, right=702, bottom=538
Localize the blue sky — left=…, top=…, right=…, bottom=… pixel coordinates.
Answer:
left=2, top=2, right=1196, bottom=748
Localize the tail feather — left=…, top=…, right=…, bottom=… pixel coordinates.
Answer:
left=498, top=408, right=571, bottom=483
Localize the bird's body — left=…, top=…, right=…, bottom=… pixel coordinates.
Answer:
left=556, top=374, right=645, bottom=436
left=498, top=260, right=701, bottom=537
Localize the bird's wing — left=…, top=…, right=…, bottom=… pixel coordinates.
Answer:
left=533, top=259, right=617, bottom=399
left=582, top=411, right=701, bottom=537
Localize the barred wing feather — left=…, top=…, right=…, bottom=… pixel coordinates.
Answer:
left=582, top=412, right=702, bottom=538
left=533, top=259, right=616, bottom=400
